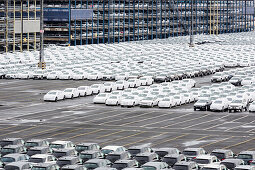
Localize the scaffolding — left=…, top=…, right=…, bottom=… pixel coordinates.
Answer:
left=0, top=0, right=40, bottom=53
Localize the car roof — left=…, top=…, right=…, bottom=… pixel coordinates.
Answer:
left=221, top=159, right=243, bottom=163
left=33, top=163, right=57, bottom=167
left=76, top=143, right=97, bottom=146
left=114, top=160, right=134, bottom=164
left=3, top=153, right=26, bottom=158
left=211, top=149, right=232, bottom=153
left=102, top=146, right=122, bottom=150
left=195, top=155, right=216, bottom=159
left=142, top=162, right=165, bottom=167
left=175, top=161, right=196, bottom=166
left=239, top=151, right=255, bottom=155
left=53, top=148, right=74, bottom=152
left=29, top=146, right=49, bottom=150
left=1, top=138, right=22, bottom=141
left=136, top=152, right=155, bottom=156
left=164, top=154, right=183, bottom=158
left=183, top=148, right=203, bottom=151
left=81, top=150, right=100, bottom=154
left=51, top=141, right=71, bottom=145
left=203, top=164, right=223, bottom=168
left=58, top=156, right=78, bottom=160
left=86, top=159, right=106, bottom=163
left=62, top=164, right=84, bottom=169
left=31, top=154, right=51, bottom=158
left=26, top=139, right=45, bottom=142
left=5, top=161, right=30, bottom=167
left=235, top=165, right=254, bottom=169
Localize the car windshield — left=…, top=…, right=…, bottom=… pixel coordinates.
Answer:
left=53, top=151, right=66, bottom=157
left=128, top=149, right=141, bottom=155
left=98, top=94, right=107, bottom=97
left=80, top=154, right=92, bottom=159
left=183, top=151, right=197, bottom=156
left=173, top=165, right=189, bottom=170
left=29, top=158, right=44, bottom=163
left=32, top=167, right=47, bottom=170
left=1, top=148, right=15, bottom=153
left=1, top=157, right=15, bottom=162
left=112, top=163, right=128, bottom=169
left=25, top=142, right=39, bottom=147
left=76, top=145, right=88, bottom=151
left=78, top=87, right=86, bottom=90
left=214, top=101, right=222, bottom=104
left=101, top=149, right=113, bottom=155
left=106, top=155, right=121, bottom=162
left=0, top=141, right=13, bottom=146
left=211, top=152, right=225, bottom=159
left=4, top=165, right=20, bottom=170
left=142, top=166, right=156, bottom=170
left=57, top=160, right=71, bottom=166
left=194, top=159, right=210, bottom=164
left=109, top=96, right=118, bottom=99
left=27, top=150, right=42, bottom=156
left=232, top=100, right=242, bottom=103
left=91, top=85, right=99, bottom=88
left=116, top=82, right=124, bottom=84
left=221, top=162, right=235, bottom=169
left=238, top=154, right=252, bottom=159
left=84, top=163, right=98, bottom=169
left=50, top=144, right=64, bottom=149
left=144, top=97, right=154, bottom=100
left=125, top=96, right=134, bottom=100
left=162, top=157, right=177, bottom=166
left=128, top=80, right=135, bottom=82
left=162, top=98, right=171, bottom=101
left=155, top=151, right=168, bottom=157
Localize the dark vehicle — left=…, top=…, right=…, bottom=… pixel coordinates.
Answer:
left=24, top=139, right=49, bottom=149
left=80, top=150, right=104, bottom=163
left=106, top=151, right=131, bottom=163
left=220, top=159, right=245, bottom=170
left=1, top=145, right=27, bottom=156
left=237, top=151, right=255, bottom=165
left=0, top=138, right=24, bottom=147
left=128, top=145, right=152, bottom=157
left=56, top=156, right=82, bottom=168
left=173, top=161, right=199, bottom=170
left=84, top=159, right=112, bottom=170
left=4, top=161, right=33, bottom=170
left=229, top=77, right=243, bottom=86
left=75, top=143, right=101, bottom=153
left=31, top=163, right=60, bottom=170
left=112, top=160, right=139, bottom=170
left=162, top=154, right=186, bottom=167
left=27, top=146, right=53, bottom=156
left=135, top=152, right=160, bottom=165
left=62, top=165, right=87, bottom=170
left=211, top=149, right=234, bottom=161
left=53, top=148, right=78, bottom=158
left=194, top=100, right=212, bottom=111
left=154, top=148, right=180, bottom=158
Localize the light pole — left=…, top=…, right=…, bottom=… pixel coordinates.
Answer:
left=189, top=0, right=194, bottom=47
left=38, top=0, right=45, bottom=69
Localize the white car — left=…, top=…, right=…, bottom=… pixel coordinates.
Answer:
left=127, top=79, right=141, bottom=88
left=77, top=86, right=93, bottom=96
left=201, top=164, right=227, bottom=170
left=91, top=84, right=105, bottom=94
left=101, top=146, right=127, bottom=156
left=63, top=88, right=80, bottom=99
left=72, top=72, right=86, bottom=80
left=182, top=79, right=196, bottom=88
left=17, top=71, right=33, bottom=79
left=28, top=154, right=57, bottom=164
left=50, top=140, right=75, bottom=149
left=59, top=72, right=73, bottom=80
left=241, top=77, right=255, bottom=86
left=87, top=72, right=103, bottom=80
left=249, top=101, right=255, bottom=112
left=121, top=96, right=140, bottom=107
left=139, top=96, right=158, bottom=107
left=47, top=71, right=62, bottom=80
left=105, top=95, right=121, bottom=106
left=173, top=95, right=185, bottom=105
left=192, top=155, right=219, bottom=169
left=93, top=93, right=110, bottom=104
left=104, top=82, right=117, bottom=92
left=116, top=80, right=129, bottom=90
left=44, top=90, right=65, bottom=102
left=115, top=73, right=129, bottom=80
left=210, top=98, right=229, bottom=111
left=139, top=76, right=154, bottom=86
left=158, top=97, right=176, bottom=108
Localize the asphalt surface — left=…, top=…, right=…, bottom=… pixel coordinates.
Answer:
left=0, top=73, right=255, bottom=153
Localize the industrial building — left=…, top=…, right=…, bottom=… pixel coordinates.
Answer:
left=1, top=0, right=254, bottom=53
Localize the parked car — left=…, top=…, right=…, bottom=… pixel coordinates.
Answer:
left=162, top=154, right=186, bottom=167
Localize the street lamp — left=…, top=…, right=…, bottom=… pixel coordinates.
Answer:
left=38, top=0, right=45, bottom=69
left=189, top=0, right=194, bottom=47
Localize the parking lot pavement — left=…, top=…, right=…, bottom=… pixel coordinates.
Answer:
left=0, top=74, right=255, bottom=153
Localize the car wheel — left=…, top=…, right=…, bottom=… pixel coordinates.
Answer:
left=222, top=107, right=224, bottom=112
left=63, top=96, right=65, bottom=100
left=55, top=97, right=58, bottom=102
left=27, top=76, right=29, bottom=79
left=68, top=76, right=70, bottom=79
left=78, top=94, right=80, bottom=97
left=71, top=95, right=74, bottom=99
left=110, top=88, right=112, bottom=92
left=84, top=92, right=86, bottom=96
left=98, top=90, right=100, bottom=94
left=116, top=102, right=118, bottom=106
left=169, top=104, right=172, bottom=108
left=133, top=102, right=135, bottom=107
left=194, top=108, right=196, bottom=111
left=55, top=76, right=57, bottom=79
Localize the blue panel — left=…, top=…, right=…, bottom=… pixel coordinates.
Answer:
left=44, top=8, right=69, bottom=21
left=71, top=9, right=93, bottom=20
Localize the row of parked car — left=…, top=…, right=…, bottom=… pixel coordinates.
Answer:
left=1, top=138, right=255, bottom=170
left=2, top=32, right=255, bottom=83
left=92, top=79, right=196, bottom=108
left=193, top=81, right=255, bottom=112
